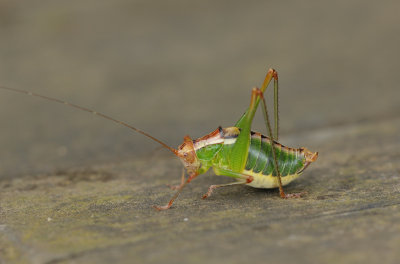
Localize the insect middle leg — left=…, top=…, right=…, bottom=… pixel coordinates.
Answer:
left=202, top=168, right=254, bottom=199
left=202, top=181, right=246, bottom=199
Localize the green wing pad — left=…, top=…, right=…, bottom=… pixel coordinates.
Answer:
left=245, top=133, right=261, bottom=170
left=245, top=132, right=306, bottom=177
left=253, top=136, right=270, bottom=173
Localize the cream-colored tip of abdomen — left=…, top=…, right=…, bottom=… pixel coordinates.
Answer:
left=303, top=148, right=318, bottom=163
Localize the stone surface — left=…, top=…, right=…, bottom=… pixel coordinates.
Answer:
left=1, top=118, right=400, bottom=264
left=1, top=1, right=400, bottom=264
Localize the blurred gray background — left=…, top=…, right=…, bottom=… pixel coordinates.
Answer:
left=1, top=0, right=399, bottom=178
left=1, top=1, right=400, bottom=263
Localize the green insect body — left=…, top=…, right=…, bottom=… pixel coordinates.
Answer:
left=163, top=68, right=318, bottom=210
left=0, top=68, right=318, bottom=211
left=244, top=131, right=311, bottom=188
left=191, top=127, right=313, bottom=189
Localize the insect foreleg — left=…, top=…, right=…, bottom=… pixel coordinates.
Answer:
left=153, top=172, right=198, bottom=210
left=166, top=168, right=186, bottom=190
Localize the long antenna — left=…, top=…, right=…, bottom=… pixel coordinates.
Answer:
left=0, top=85, right=178, bottom=155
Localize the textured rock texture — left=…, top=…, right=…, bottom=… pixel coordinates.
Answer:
left=1, top=1, right=400, bottom=263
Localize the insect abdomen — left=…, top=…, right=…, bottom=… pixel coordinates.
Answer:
left=245, top=132, right=305, bottom=177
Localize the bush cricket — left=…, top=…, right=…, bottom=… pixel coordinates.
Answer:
left=0, top=68, right=318, bottom=210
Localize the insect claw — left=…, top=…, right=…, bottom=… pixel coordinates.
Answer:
left=165, top=184, right=180, bottom=190
left=283, top=191, right=307, bottom=199
left=152, top=204, right=171, bottom=211
left=202, top=185, right=217, bottom=199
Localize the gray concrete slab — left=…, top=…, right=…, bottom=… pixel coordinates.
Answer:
left=0, top=1, right=400, bottom=263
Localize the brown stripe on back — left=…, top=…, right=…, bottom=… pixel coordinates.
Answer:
left=251, top=131, right=301, bottom=154
left=222, top=127, right=240, bottom=139
left=193, top=126, right=240, bottom=150
left=193, top=127, right=222, bottom=144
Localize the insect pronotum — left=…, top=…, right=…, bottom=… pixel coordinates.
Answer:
left=0, top=68, right=318, bottom=210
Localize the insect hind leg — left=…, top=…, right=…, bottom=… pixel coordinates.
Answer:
left=255, top=88, right=306, bottom=199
